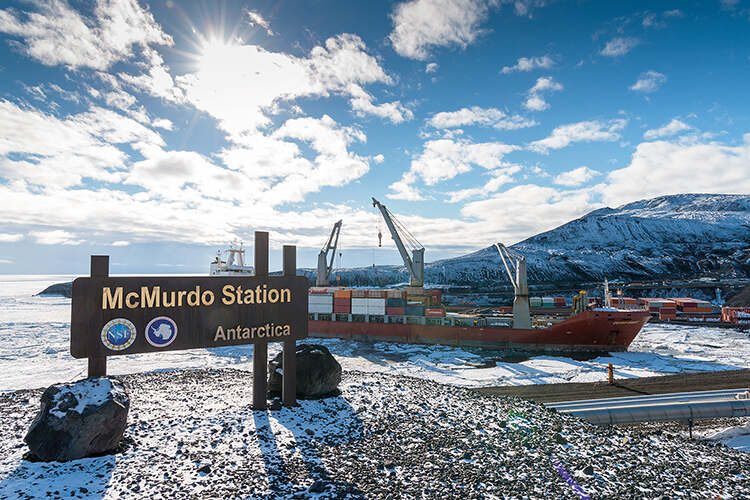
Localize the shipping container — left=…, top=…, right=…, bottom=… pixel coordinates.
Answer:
left=386, top=298, right=406, bottom=307
left=425, top=308, right=445, bottom=317
left=334, top=289, right=352, bottom=298
left=368, top=290, right=387, bottom=298
left=386, top=307, right=405, bottom=316
left=386, top=289, right=405, bottom=299
left=309, top=304, right=333, bottom=314
left=352, top=289, right=368, bottom=298
left=405, top=305, right=425, bottom=316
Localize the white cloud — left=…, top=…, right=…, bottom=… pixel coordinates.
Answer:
left=428, top=106, right=537, bottom=130
left=461, top=184, right=599, bottom=240
left=388, top=172, right=425, bottom=201
left=663, top=9, right=683, bottom=18
left=0, top=0, right=173, bottom=70
left=0, top=233, right=23, bottom=242
left=600, top=37, right=640, bottom=57
left=500, top=55, right=554, bottom=74
left=246, top=10, right=274, bottom=36
left=31, top=230, right=82, bottom=245
left=178, top=34, right=400, bottom=133
left=118, top=48, right=183, bottom=102
left=112, top=240, right=130, bottom=246
left=523, top=76, right=562, bottom=112
left=446, top=164, right=521, bottom=202
left=373, top=154, right=385, bottom=163
left=643, top=119, right=692, bottom=139
left=0, top=259, right=12, bottom=264
left=389, top=0, right=494, bottom=60
left=554, top=166, right=601, bottom=187
left=348, top=85, right=413, bottom=124
left=0, top=100, right=163, bottom=187
left=603, top=134, right=750, bottom=206
left=426, top=62, right=439, bottom=73
left=630, top=70, right=667, bottom=93
left=219, top=115, right=371, bottom=204
left=388, top=138, right=518, bottom=200
left=152, top=118, right=174, bottom=130
left=529, top=119, right=627, bottom=153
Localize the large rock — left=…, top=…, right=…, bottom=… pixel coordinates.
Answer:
left=268, top=344, right=342, bottom=399
left=25, top=377, right=129, bottom=461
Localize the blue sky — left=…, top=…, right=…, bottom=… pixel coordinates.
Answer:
left=0, top=0, right=749, bottom=274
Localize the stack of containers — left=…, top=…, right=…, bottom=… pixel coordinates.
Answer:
left=366, top=290, right=386, bottom=316
left=351, top=289, right=368, bottom=315
left=333, top=289, right=351, bottom=314
left=425, top=307, right=445, bottom=317
left=426, top=289, right=443, bottom=307
left=405, top=294, right=427, bottom=316
left=308, top=289, right=333, bottom=314
left=553, top=297, right=566, bottom=307
left=722, top=307, right=750, bottom=325
left=530, top=297, right=542, bottom=307
left=541, top=297, right=554, bottom=308
left=659, top=300, right=677, bottom=321
left=386, top=289, right=406, bottom=315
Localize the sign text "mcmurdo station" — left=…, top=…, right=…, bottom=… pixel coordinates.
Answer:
left=101, top=284, right=292, bottom=310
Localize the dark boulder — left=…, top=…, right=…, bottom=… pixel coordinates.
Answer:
left=36, top=282, right=73, bottom=298
left=268, top=344, right=342, bottom=399
left=25, top=377, right=129, bottom=461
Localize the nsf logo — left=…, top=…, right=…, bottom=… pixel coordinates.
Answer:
left=101, top=318, right=136, bottom=351
left=146, top=316, right=178, bottom=347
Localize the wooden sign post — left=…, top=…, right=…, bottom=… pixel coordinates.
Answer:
left=71, top=232, right=308, bottom=409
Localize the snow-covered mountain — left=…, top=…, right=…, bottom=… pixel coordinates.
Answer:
left=323, top=194, right=750, bottom=288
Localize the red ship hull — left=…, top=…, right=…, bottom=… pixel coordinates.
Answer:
left=309, top=309, right=650, bottom=353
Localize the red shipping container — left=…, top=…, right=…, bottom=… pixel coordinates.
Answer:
left=425, top=308, right=445, bottom=317
left=386, top=307, right=405, bottom=315
left=333, top=305, right=351, bottom=314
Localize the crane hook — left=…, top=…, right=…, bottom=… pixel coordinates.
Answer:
left=378, top=230, right=382, bottom=247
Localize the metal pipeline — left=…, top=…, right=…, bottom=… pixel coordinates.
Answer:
left=547, top=389, right=750, bottom=425
left=548, top=389, right=748, bottom=411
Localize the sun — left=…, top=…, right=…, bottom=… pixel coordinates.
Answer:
left=196, top=38, right=240, bottom=76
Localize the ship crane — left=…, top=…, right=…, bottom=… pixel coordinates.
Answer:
left=494, top=243, right=531, bottom=329
left=316, top=220, right=342, bottom=286
left=372, top=197, right=424, bottom=287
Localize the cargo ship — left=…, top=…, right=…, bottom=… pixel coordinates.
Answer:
left=306, top=286, right=650, bottom=353
left=212, top=197, right=650, bottom=353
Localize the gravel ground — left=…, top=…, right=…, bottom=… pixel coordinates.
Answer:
left=1, top=368, right=749, bottom=499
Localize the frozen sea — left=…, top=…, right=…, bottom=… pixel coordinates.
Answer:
left=3, top=274, right=750, bottom=391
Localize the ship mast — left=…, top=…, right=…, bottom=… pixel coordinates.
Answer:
left=316, top=220, right=342, bottom=286
left=372, top=197, right=424, bottom=287
left=495, top=243, right=531, bottom=329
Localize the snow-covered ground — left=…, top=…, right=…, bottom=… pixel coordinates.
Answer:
left=2, top=275, right=750, bottom=452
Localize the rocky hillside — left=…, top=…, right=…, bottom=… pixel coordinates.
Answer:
left=325, top=194, right=750, bottom=288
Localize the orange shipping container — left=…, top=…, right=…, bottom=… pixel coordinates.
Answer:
left=334, top=289, right=352, bottom=298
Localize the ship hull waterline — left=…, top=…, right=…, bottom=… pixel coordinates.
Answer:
left=309, top=309, right=651, bottom=353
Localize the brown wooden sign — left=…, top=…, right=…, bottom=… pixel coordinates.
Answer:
left=71, top=275, right=309, bottom=359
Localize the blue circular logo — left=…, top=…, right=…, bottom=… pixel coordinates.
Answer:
left=145, top=316, right=178, bottom=347
left=101, top=318, right=136, bottom=351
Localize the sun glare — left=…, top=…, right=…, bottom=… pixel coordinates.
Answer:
left=197, top=38, right=239, bottom=76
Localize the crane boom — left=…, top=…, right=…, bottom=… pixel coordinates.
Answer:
left=316, top=220, right=342, bottom=286
left=494, top=243, right=531, bottom=329
left=372, top=197, right=424, bottom=287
